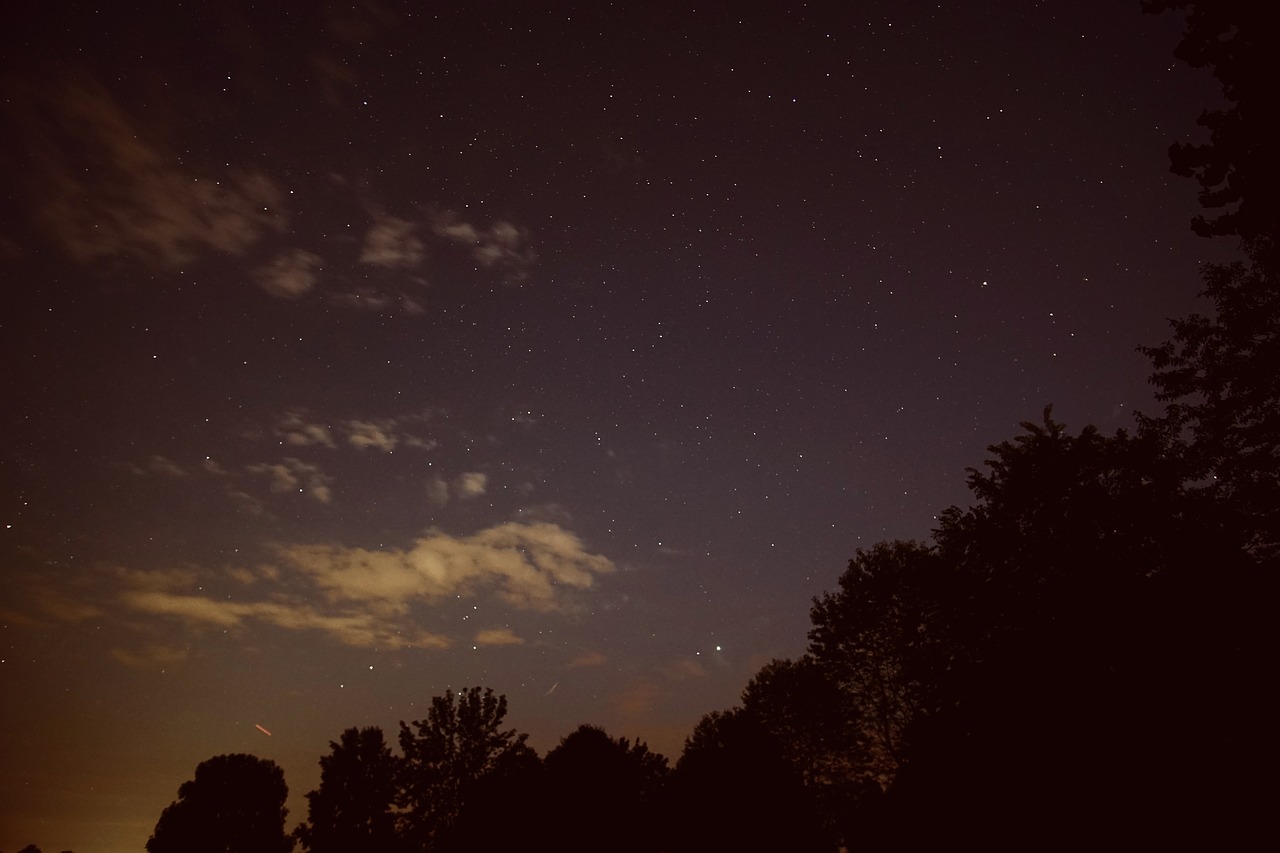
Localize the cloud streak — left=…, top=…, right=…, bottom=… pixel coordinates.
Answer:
left=96, top=522, right=612, bottom=652
left=246, top=458, right=334, bottom=503
left=253, top=249, right=323, bottom=299
left=8, top=74, right=287, bottom=269
left=432, top=211, right=536, bottom=282
left=360, top=216, right=425, bottom=268
left=280, top=522, right=614, bottom=614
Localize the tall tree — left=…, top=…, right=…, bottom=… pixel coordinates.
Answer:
left=295, top=727, right=400, bottom=853
left=396, top=687, right=530, bottom=851
left=806, top=540, right=944, bottom=789
left=146, top=754, right=292, bottom=853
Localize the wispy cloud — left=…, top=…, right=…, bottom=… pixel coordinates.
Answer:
left=347, top=420, right=398, bottom=452
left=426, top=472, right=488, bottom=506
left=455, top=472, right=488, bottom=499
left=569, top=650, right=607, bottom=668
left=360, top=216, right=424, bottom=268
left=663, top=658, right=708, bottom=681
left=612, top=680, right=660, bottom=721
left=109, top=644, right=191, bottom=669
left=147, top=456, right=187, bottom=476
left=119, top=587, right=449, bottom=650
left=276, top=412, right=336, bottom=448
left=426, top=477, right=451, bottom=508
left=273, top=411, right=436, bottom=453
left=474, top=628, right=524, bottom=647
left=8, top=74, right=287, bottom=269
left=332, top=289, right=427, bottom=316
left=253, top=248, right=323, bottom=299
left=84, top=522, right=612, bottom=653
left=432, top=212, right=536, bottom=283
left=245, top=458, right=333, bottom=504
left=280, top=521, right=614, bottom=614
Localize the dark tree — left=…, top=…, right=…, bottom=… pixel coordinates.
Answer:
left=295, top=727, right=400, bottom=853
left=669, top=709, right=834, bottom=853
left=435, top=739, right=542, bottom=853
left=539, top=724, right=669, bottom=853
left=806, top=540, right=945, bottom=788
left=1143, top=1, right=1274, bottom=239
left=396, top=687, right=530, bottom=851
left=875, top=410, right=1265, bottom=846
left=146, top=754, right=292, bottom=853
left=1140, top=237, right=1279, bottom=559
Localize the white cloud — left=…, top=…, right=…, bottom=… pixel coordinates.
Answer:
left=253, top=248, right=323, bottom=299
left=99, top=522, right=612, bottom=651
left=279, top=521, right=614, bottom=613
left=120, top=588, right=449, bottom=649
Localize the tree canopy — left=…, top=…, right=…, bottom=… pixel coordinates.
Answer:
left=146, top=754, right=291, bottom=853
left=396, top=687, right=533, bottom=850
left=295, top=727, right=400, bottom=853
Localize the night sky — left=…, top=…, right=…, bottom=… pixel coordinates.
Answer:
left=0, top=2, right=1228, bottom=850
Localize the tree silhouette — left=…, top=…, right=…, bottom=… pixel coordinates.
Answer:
left=806, top=540, right=945, bottom=789
left=434, top=738, right=542, bottom=853
left=295, top=727, right=400, bottom=853
left=1142, top=2, right=1273, bottom=239
left=146, top=754, right=291, bottom=853
left=540, top=724, right=669, bottom=853
left=872, top=409, right=1265, bottom=845
left=1140, top=237, right=1279, bottom=559
left=396, top=687, right=530, bottom=851
left=670, top=709, right=834, bottom=853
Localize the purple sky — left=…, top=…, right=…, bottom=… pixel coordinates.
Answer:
left=0, top=2, right=1227, bottom=850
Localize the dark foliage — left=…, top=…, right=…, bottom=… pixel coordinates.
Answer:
left=295, top=727, right=400, bottom=853
left=146, top=754, right=291, bottom=853
left=396, top=687, right=530, bottom=851
left=886, top=411, right=1264, bottom=845
left=807, top=540, right=945, bottom=786
left=1142, top=1, right=1275, bottom=239
left=669, top=708, right=835, bottom=852
left=1140, top=236, right=1279, bottom=558
left=434, top=739, right=542, bottom=853
left=538, top=724, right=669, bottom=853
left=717, top=405, right=1268, bottom=847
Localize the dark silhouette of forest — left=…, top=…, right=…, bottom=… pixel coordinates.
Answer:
left=10, top=5, right=1271, bottom=852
